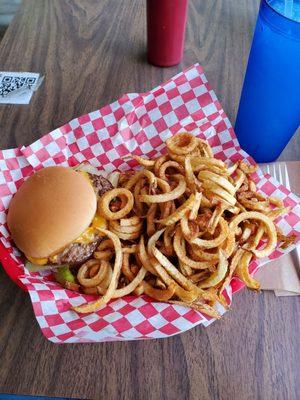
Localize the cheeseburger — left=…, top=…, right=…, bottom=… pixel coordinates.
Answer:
left=7, top=165, right=114, bottom=267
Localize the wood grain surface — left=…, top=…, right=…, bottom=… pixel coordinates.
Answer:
left=0, top=1, right=299, bottom=399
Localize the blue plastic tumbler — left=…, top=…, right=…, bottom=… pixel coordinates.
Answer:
left=235, top=0, right=300, bottom=162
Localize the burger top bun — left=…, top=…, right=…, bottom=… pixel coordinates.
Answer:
left=7, top=166, right=97, bottom=258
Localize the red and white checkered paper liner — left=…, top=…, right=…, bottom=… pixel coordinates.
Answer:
left=0, top=64, right=300, bottom=343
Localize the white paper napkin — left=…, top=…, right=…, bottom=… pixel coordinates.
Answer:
left=257, top=161, right=300, bottom=296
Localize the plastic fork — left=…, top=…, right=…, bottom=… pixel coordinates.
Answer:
left=262, top=162, right=300, bottom=270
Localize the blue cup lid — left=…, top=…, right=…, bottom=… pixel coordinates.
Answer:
left=262, top=0, right=300, bottom=40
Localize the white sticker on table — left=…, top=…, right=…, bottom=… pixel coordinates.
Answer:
left=0, top=71, right=43, bottom=104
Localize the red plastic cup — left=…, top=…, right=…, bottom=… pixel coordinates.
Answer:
left=147, top=0, right=188, bottom=67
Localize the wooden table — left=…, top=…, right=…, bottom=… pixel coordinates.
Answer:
left=0, top=1, right=299, bottom=399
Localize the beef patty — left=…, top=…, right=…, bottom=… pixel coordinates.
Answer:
left=89, top=173, right=113, bottom=196
left=55, top=239, right=100, bottom=265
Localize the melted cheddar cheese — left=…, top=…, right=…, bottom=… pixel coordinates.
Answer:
left=27, top=256, right=49, bottom=266
left=49, top=254, right=58, bottom=263
left=75, top=215, right=107, bottom=243
left=92, top=215, right=107, bottom=230
left=74, top=227, right=96, bottom=244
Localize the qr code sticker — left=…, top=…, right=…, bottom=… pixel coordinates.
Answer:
left=0, top=76, right=37, bottom=97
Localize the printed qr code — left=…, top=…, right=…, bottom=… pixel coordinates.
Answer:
left=0, top=76, right=37, bottom=97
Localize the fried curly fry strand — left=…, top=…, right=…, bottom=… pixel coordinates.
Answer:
left=73, top=229, right=122, bottom=313
left=82, top=261, right=112, bottom=295
left=189, top=191, right=202, bottom=220
left=168, top=149, right=226, bottom=169
left=166, top=132, right=199, bottom=155
left=118, top=170, right=136, bottom=186
left=148, top=229, right=201, bottom=300
left=180, top=214, right=200, bottom=241
left=184, top=156, right=198, bottom=193
left=219, top=248, right=244, bottom=294
left=147, top=203, right=158, bottom=237
left=162, top=225, right=176, bottom=256
left=191, top=155, right=226, bottom=169
left=158, top=193, right=195, bottom=226
left=121, top=252, right=134, bottom=280
left=234, top=169, right=246, bottom=191
left=240, top=226, right=253, bottom=244
left=229, top=211, right=277, bottom=258
left=189, top=270, right=211, bottom=283
left=138, top=236, right=157, bottom=275
left=167, top=150, right=185, bottom=164
left=130, top=154, right=155, bottom=168
left=197, top=138, right=214, bottom=158
left=109, top=219, right=142, bottom=234
left=215, top=290, right=230, bottom=310
left=154, top=178, right=173, bottom=220
left=149, top=229, right=192, bottom=290
left=143, top=281, right=176, bottom=301
left=207, top=203, right=226, bottom=235
left=94, top=239, right=114, bottom=260
left=120, top=216, right=140, bottom=227
left=138, top=174, right=186, bottom=203
left=267, top=206, right=291, bottom=220
left=133, top=284, right=144, bottom=296
left=198, top=251, right=228, bottom=288
left=113, top=266, right=147, bottom=298
left=201, top=180, right=236, bottom=206
left=243, top=224, right=264, bottom=251
left=195, top=164, right=229, bottom=176
left=227, top=162, right=238, bottom=175
left=194, top=208, right=212, bottom=231
left=155, top=278, right=166, bottom=289
left=189, top=244, right=220, bottom=263
left=178, top=259, right=193, bottom=277
left=198, top=170, right=235, bottom=196
left=148, top=239, right=216, bottom=302
left=77, top=259, right=109, bottom=288
left=174, top=227, right=216, bottom=270
left=278, top=232, right=297, bottom=250
left=98, top=188, right=134, bottom=220
left=133, top=178, right=147, bottom=215
left=154, top=155, right=168, bottom=176
left=96, top=265, right=113, bottom=295
left=269, top=197, right=284, bottom=207
left=235, top=250, right=260, bottom=290
left=248, top=179, right=256, bottom=192
left=124, top=169, right=157, bottom=191
left=169, top=300, right=221, bottom=319
left=237, top=191, right=271, bottom=212
left=149, top=252, right=199, bottom=303
left=108, top=225, right=141, bottom=241
left=238, top=161, right=258, bottom=174
left=192, top=217, right=229, bottom=249
left=200, top=193, right=211, bottom=207
left=158, top=160, right=184, bottom=181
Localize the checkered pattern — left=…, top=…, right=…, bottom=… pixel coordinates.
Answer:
left=0, top=64, right=299, bottom=343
